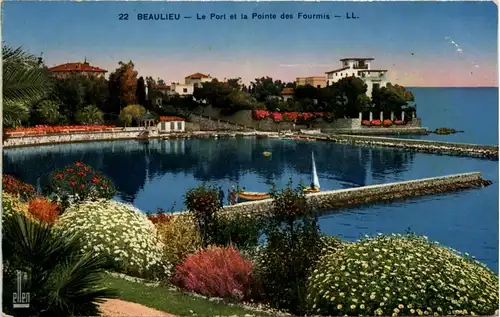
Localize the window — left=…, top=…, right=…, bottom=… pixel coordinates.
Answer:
left=177, top=122, right=183, bottom=130
left=317, top=85, right=321, bottom=89
left=161, top=122, right=166, bottom=131
left=170, top=122, right=175, bottom=130
left=183, top=88, right=188, bottom=93
left=373, top=83, right=380, bottom=90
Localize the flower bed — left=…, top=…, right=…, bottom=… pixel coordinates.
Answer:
left=271, top=112, right=283, bottom=122
left=252, top=110, right=270, bottom=120
left=2, top=175, right=36, bottom=201
left=383, top=119, right=393, bottom=127
left=307, top=234, right=499, bottom=316
left=371, top=120, right=382, bottom=126
left=4, top=125, right=116, bottom=136
left=361, top=120, right=371, bottom=126
left=57, top=199, right=171, bottom=279
left=394, top=120, right=406, bottom=125
left=253, top=111, right=327, bottom=122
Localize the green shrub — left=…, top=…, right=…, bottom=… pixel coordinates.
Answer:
left=57, top=199, right=171, bottom=279
left=184, top=183, right=221, bottom=247
left=2, top=192, right=32, bottom=220
left=46, top=162, right=116, bottom=209
left=156, top=214, right=202, bottom=267
left=254, top=183, right=323, bottom=314
left=307, top=234, right=499, bottom=316
left=3, top=212, right=116, bottom=316
left=215, top=212, right=263, bottom=250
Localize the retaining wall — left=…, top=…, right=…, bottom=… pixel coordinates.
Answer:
left=218, top=172, right=487, bottom=217
left=322, top=134, right=498, bottom=160
left=3, top=130, right=157, bottom=148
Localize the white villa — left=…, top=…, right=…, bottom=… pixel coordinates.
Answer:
left=325, top=58, right=388, bottom=97
left=148, top=72, right=212, bottom=106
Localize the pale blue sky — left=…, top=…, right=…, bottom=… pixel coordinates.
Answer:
left=2, top=1, right=498, bottom=86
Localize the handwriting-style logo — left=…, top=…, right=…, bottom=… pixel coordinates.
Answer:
left=13, top=271, right=30, bottom=309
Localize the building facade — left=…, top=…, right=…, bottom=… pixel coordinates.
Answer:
left=296, top=76, right=327, bottom=88
left=48, top=61, right=107, bottom=79
left=281, top=87, right=295, bottom=102
left=325, top=58, right=387, bottom=97
left=184, top=72, right=212, bottom=88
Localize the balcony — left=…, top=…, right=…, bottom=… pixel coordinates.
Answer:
left=360, top=72, right=386, bottom=80
left=353, top=64, right=369, bottom=70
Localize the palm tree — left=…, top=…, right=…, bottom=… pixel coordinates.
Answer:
left=3, top=45, right=54, bottom=127
left=2, top=213, right=117, bottom=316
left=75, top=104, right=105, bottom=125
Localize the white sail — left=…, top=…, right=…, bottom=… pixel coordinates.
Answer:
left=311, top=151, right=320, bottom=189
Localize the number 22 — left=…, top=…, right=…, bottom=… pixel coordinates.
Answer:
left=119, top=13, right=129, bottom=20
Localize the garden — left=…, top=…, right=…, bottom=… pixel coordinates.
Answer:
left=2, top=162, right=499, bottom=317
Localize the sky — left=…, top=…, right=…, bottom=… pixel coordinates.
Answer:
left=2, top=1, right=498, bottom=87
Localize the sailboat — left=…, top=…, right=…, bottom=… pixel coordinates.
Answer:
left=304, top=151, right=321, bottom=193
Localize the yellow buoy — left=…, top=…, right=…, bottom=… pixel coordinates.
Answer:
left=263, top=151, right=272, bottom=157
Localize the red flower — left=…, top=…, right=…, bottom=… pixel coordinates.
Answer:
left=77, top=171, right=86, bottom=176
left=70, top=181, right=76, bottom=186
left=81, top=184, right=85, bottom=188
left=84, top=167, right=89, bottom=172
left=56, top=173, right=64, bottom=179
left=75, top=162, right=83, bottom=167
left=91, top=177, right=100, bottom=183
left=103, top=183, right=108, bottom=188
left=66, top=168, right=74, bottom=173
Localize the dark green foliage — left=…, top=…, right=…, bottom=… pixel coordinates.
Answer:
left=255, top=181, right=322, bottom=314
left=184, top=183, right=221, bottom=247
left=136, top=76, right=147, bottom=107
left=214, top=213, right=263, bottom=250
left=2, top=212, right=117, bottom=317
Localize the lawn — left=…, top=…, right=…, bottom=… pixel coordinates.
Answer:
left=100, top=274, right=272, bottom=317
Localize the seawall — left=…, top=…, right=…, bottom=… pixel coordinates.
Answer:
left=217, top=172, right=491, bottom=217
left=302, top=134, right=498, bottom=160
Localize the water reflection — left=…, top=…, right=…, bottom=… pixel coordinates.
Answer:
left=3, top=138, right=414, bottom=204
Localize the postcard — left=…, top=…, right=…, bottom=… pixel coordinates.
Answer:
left=1, top=1, right=498, bottom=317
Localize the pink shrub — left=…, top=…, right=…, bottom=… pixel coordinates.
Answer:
left=171, top=246, right=253, bottom=300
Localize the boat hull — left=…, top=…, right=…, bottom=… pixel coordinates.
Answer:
left=238, top=191, right=271, bottom=201
left=303, top=186, right=320, bottom=193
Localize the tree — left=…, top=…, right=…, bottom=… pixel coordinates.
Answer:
left=226, top=77, right=242, bottom=90
left=3, top=45, right=53, bottom=127
left=250, top=77, right=284, bottom=102
left=75, top=105, right=104, bottom=125
left=2, top=212, right=117, bottom=316
left=256, top=182, right=322, bottom=314
left=371, top=83, right=414, bottom=113
left=106, top=61, right=138, bottom=116
left=31, top=100, right=62, bottom=125
left=334, top=76, right=368, bottom=117
left=136, top=76, right=146, bottom=107
left=118, top=104, right=146, bottom=126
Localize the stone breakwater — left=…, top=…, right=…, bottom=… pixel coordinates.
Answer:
left=219, top=172, right=492, bottom=217
left=305, top=134, right=498, bottom=160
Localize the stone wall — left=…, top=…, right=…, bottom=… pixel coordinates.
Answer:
left=188, top=114, right=253, bottom=131
left=218, top=172, right=485, bottom=217
left=3, top=130, right=152, bottom=148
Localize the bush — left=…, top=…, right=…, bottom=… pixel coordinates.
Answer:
left=156, top=214, right=202, bottom=267
left=255, top=183, right=323, bottom=314
left=184, top=183, right=221, bottom=247
left=28, top=197, right=61, bottom=224
left=46, top=162, right=116, bottom=208
left=171, top=246, right=253, bottom=300
left=2, top=174, right=36, bottom=201
left=215, top=212, right=263, bottom=250
left=307, top=234, right=499, bottom=316
left=2, top=192, right=32, bottom=220
left=3, top=212, right=117, bottom=316
left=57, top=199, right=171, bottom=279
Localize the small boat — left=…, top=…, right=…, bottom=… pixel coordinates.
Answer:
left=304, top=151, right=321, bottom=193
left=238, top=191, right=271, bottom=201
left=263, top=151, right=272, bottom=157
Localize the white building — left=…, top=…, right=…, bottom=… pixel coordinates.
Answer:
left=170, top=82, right=194, bottom=96
left=157, top=116, right=186, bottom=133
left=184, top=72, right=212, bottom=88
left=325, top=58, right=388, bottom=97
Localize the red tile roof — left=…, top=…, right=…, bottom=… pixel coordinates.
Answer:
left=160, top=116, right=185, bottom=122
left=281, top=88, right=294, bottom=96
left=185, top=72, right=210, bottom=79
left=325, top=67, right=350, bottom=74
left=358, top=70, right=388, bottom=72
left=339, top=58, right=374, bottom=61
left=48, top=62, right=107, bottom=73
